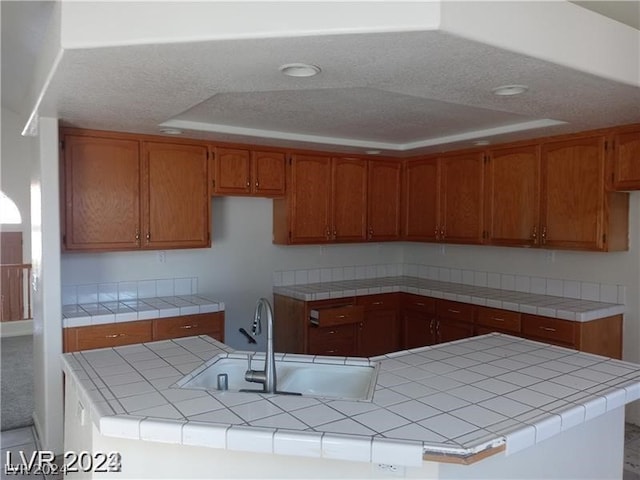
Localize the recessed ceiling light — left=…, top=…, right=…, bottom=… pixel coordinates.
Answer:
left=279, top=63, right=321, bottom=78
left=159, top=128, right=183, bottom=135
left=492, top=84, right=529, bottom=96
left=473, top=140, right=491, bottom=146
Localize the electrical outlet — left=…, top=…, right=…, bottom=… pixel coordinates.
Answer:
left=374, top=463, right=405, bottom=477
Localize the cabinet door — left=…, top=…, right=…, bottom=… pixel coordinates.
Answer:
left=612, top=130, right=640, bottom=190
left=441, top=152, right=485, bottom=244
left=253, top=151, right=286, bottom=196
left=437, top=318, right=475, bottom=344
left=541, top=136, right=606, bottom=250
left=63, top=135, right=141, bottom=250
left=332, top=158, right=367, bottom=242
left=142, top=142, right=210, bottom=249
left=289, top=154, right=332, bottom=244
left=213, top=147, right=252, bottom=195
left=402, top=310, right=435, bottom=349
left=368, top=160, right=402, bottom=241
left=307, top=323, right=357, bottom=356
left=357, top=309, right=400, bottom=357
left=486, top=145, right=540, bottom=247
left=403, top=157, right=439, bottom=241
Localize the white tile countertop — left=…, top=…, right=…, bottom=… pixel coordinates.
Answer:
left=62, top=294, right=225, bottom=328
left=61, top=333, right=640, bottom=467
left=273, top=276, right=625, bottom=322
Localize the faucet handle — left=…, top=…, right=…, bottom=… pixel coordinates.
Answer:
left=247, top=352, right=255, bottom=371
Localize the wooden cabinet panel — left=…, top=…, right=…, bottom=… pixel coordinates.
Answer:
left=540, top=137, right=606, bottom=250
left=441, top=152, right=485, bottom=244
left=402, top=310, right=435, bottom=350
left=152, top=312, right=224, bottom=341
left=521, top=314, right=575, bottom=346
left=438, top=318, right=475, bottom=344
left=613, top=130, right=640, bottom=190
left=476, top=306, right=521, bottom=334
left=368, top=160, right=402, bottom=241
left=310, top=304, right=364, bottom=327
left=253, top=151, right=286, bottom=196
left=357, top=308, right=400, bottom=357
left=486, top=145, right=540, bottom=247
left=63, top=135, right=141, bottom=250
left=332, top=158, right=367, bottom=242
left=308, top=323, right=357, bottom=356
left=143, top=142, right=210, bottom=249
left=213, top=147, right=252, bottom=195
left=212, top=148, right=286, bottom=197
left=287, top=154, right=332, bottom=244
left=65, top=320, right=153, bottom=352
left=403, top=158, right=439, bottom=241
left=436, top=300, right=475, bottom=323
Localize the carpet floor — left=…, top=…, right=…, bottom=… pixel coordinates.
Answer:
left=1, top=335, right=34, bottom=431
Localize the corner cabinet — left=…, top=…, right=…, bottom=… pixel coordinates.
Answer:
left=61, top=130, right=211, bottom=252
left=540, top=136, right=628, bottom=251
left=273, top=155, right=400, bottom=245
left=403, top=152, right=485, bottom=244
left=612, top=128, right=640, bottom=191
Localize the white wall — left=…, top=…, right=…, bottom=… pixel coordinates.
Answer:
left=30, top=117, right=63, bottom=453
left=1, top=107, right=32, bottom=261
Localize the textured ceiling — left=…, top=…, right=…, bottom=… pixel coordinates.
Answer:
left=3, top=2, right=640, bottom=156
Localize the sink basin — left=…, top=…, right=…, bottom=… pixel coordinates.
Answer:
left=176, top=354, right=379, bottom=401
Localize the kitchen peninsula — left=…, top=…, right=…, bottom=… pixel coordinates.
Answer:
left=62, top=333, right=640, bottom=479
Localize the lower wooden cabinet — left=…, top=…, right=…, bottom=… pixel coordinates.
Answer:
left=274, top=292, right=622, bottom=359
left=63, top=312, right=225, bottom=353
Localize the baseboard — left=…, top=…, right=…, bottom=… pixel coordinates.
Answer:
left=0, top=320, right=33, bottom=337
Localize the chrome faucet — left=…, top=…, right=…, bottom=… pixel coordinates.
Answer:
left=244, top=298, right=277, bottom=393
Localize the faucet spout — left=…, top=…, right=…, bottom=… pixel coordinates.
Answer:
left=244, top=298, right=277, bottom=393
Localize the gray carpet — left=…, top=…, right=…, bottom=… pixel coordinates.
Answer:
left=1, top=335, right=34, bottom=431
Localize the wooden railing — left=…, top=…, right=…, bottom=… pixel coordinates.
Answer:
left=1, top=264, right=32, bottom=321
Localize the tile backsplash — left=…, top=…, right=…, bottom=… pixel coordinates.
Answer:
left=63, top=277, right=199, bottom=305
left=273, top=264, right=626, bottom=305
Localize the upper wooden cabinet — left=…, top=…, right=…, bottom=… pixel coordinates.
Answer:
left=540, top=136, right=628, bottom=251
left=332, top=157, right=368, bottom=242
left=367, top=160, right=402, bottom=241
left=212, top=147, right=285, bottom=197
left=612, top=129, right=640, bottom=190
left=63, top=134, right=141, bottom=250
left=142, top=142, right=210, bottom=249
left=403, top=157, right=439, bottom=241
left=62, top=130, right=211, bottom=251
left=403, top=152, right=484, bottom=244
left=440, top=152, right=485, bottom=244
left=485, top=145, right=541, bottom=247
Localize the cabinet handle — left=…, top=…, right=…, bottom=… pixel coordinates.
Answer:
left=325, top=226, right=331, bottom=240
left=326, top=350, right=337, bottom=354
left=368, top=227, right=374, bottom=240
left=440, top=227, right=445, bottom=239
left=372, top=301, right=383, bottom=306
left=333, top=229, right=337, bottom=239
left=336, top=315, right=346, bottom=319
left=135, top=230, right=140, bottom=245
left=180, top=324, right=198, bottom=329
left=531, top=226, right=538, bottom=244
left=255, top=181, right=259, bottom=188
left=146, top=232, right=151, bottom=242
left=105, top=333, right=125, bottom=338
left=246, top=180, right=251, bottom=188
left=539, top=326, right=556, bottom=332
left=415, top=302, right=426, bottom=306
left=492, top=317, right=505, bottom=322
left=541, top=226, right=547, bottom=245
left=448, top=309, right=461, bottom=314
left=328, top=330, right=336, bottom=334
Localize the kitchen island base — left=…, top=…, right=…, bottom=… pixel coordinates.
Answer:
left=64, top=380, right=625, bottom=479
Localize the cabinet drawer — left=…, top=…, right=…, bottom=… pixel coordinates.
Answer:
left=436, top=300, right=475, bottom=323
left=521, top=314, right=575, bottom=345
left=402, top=294, right=436, bottom=314
left=153, top=313, right=224, bottom=341
left=356, top=293, right=399, bottom=310
left=308, top=323, right=356, bottom=356
left=476, top=307, right=521, bottom=333
left=310, top=305, right=363, bottom=327
left=72, top=320, right=153, bottom=352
